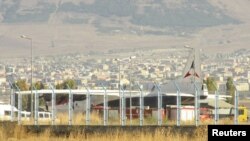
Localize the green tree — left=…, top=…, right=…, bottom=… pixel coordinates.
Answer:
left=56, top=79, right=77, bottom=89
left=34, top=81, right=45, bottom=90
left=204, top=77, right=217, bottom=94
left=226, top=77, right=235, bottom=104
left=56, top=79, right=77, bottom=105
left=15, top=79, right=28, bottom=91
left=63, top=79, right=77, bottom=89
left=34, top=81, right=46, bottom=107
left=14, top=79, right=30, bottom=111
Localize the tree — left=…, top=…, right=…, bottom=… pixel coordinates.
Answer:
left=63, top=79, right=77, bottom=89
left=34, top=81, right=45, bottom=90
left=56, top=79, right=76, bottom=89
left=15, top=79, right=28, bottom=91
left=34, top=81, right=46, bottom=107
left=226, top=77, right=235, bottom=104
left=204, top=77, right=217, bottom=94
left=55, top=79, right=77, bottom=105
left=14, top=79, right=30, bottom=111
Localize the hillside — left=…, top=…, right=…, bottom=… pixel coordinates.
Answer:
left=0, top=0, right=249, bottom=57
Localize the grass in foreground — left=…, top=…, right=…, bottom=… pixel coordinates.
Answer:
left=4, top=112, right=246, bottom=141
left=0, top=125, right=207, bottom=141
left=21, top=112, right=245, bottom=126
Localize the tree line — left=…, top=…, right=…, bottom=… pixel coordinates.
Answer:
left=204, top=77, right=235, bottom=104
left=11, top=79, right=76, bottom=111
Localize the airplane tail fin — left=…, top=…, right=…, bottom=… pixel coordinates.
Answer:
left=182, top=48, right=201, bottom=82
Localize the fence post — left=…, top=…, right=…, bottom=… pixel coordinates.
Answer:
left=33, top=86, right=38, bottom=125
left=101, top=84, right=108, bottom=126
left=83, top=84, right=91, bottom=125
left=136, top=83, right=144, bottom=126
left=66, top=84, right=73, bottom=125
left=155, top=83, right=162, bottom=126
left=212, top=82, right=219, bottom=125
left=194, top=83, right=200, bottom=126
left=119, top=86, right=122, bottom=125
left=9, top=81, right=15, bottom=122
left=234, top=90, right=238, bottom=125
left=49, top=84, right=56, bottom=125
left=215, top=90, right=219, bottom=125
left=14, top=84, right=22, bottom=125
left=121, top=87, right=126, bottom=126
left=174, top=81, right=181, bottom=126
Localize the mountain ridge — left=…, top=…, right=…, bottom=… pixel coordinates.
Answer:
left=0, top=0, right=239, bottom=29
left=0, top=0, right=250, bottom=57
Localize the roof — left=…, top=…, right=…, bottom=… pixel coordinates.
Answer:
left=201, top=99, right=233, bottom=108
left=147, top=80, right=205, bottom=96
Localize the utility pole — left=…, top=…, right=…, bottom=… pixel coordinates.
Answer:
left=20, top=35, right=33, bottom=119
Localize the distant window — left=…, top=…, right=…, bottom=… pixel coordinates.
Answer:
left=15, top=112, right=18, bottom=117
left=4, top=111, right=10, bottom=116
left=239, top=109, right=244, bottom=115
left=39, top=113, right=43, bottom=118
left=45, top=113, right=49, bottom=118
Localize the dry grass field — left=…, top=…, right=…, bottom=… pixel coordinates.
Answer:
left=2, top=112, right=248, bottom=141
left=0, top=124, right=207, bottom=141
left=19, top=112, right=237, bottom=126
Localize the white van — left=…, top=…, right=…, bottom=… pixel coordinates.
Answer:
left=0, top=104, right=52, bottom=121
left=21, top=111, right=31, bottom=120
left=38, top=111, right=52, bottom=121
left=0, top=104, right=18, bottom=121
left=20, top=111, right=52, bottom=121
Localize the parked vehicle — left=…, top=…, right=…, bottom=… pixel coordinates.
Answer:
left=0, top=104, right=18, bottom=121
left=229, top=106, right=248, bottom=122
left=199, top=106, right=248, bottom=122
left=0, top=103, right=52, bottom=121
